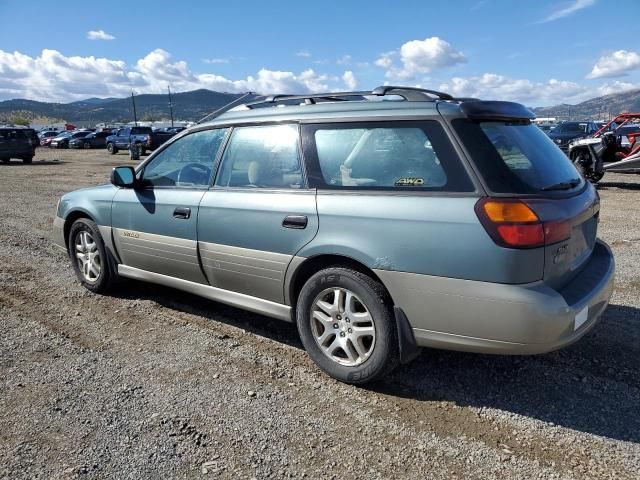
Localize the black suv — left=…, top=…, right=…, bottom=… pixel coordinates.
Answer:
left=0, top=127, right=35, bottom=164
left=548, top=121, right=599, bottom=153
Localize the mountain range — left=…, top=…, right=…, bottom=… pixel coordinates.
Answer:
left=0, top=90, right=252, bottom=125
left=1, top=88, right=639, bottom=125
left=533, top=89, right=640, bottom=120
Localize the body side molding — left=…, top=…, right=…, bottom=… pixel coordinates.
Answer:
left=118, top=265, right=293, bottom=322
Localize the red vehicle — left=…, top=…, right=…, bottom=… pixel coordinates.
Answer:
left=568, top=113, right=640, bottom=182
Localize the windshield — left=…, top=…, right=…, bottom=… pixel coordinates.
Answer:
left=555, top=122, right=588, bottom=134
left=453, top=119, right=584, bottom=194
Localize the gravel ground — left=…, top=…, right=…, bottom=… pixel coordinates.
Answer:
left=1, top=148, right=639, bottom=479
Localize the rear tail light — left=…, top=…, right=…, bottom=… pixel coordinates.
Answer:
left=475, top=198, right=571, bottom=249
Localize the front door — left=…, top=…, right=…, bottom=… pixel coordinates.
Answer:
left=111, top=128, right=229, bottom=283
left=198, top=124, right=318, bottom=303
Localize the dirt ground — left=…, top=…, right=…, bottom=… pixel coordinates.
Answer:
left=1, top=148, right=639, bottom=479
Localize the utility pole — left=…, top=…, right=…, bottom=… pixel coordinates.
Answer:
left=131, top=90, right=138, bottom=126
left=168, top=85, right=174, bottom=128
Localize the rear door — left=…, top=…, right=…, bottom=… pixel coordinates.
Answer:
left=111, top=128, right=229, bottom=283
left=197, top=124, right=318, bottom=303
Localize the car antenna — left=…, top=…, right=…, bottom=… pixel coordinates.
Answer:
left=196, top=91, right=255, bottom=124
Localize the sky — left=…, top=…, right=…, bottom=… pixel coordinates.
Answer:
left=0, top=0, right=639, bottom=107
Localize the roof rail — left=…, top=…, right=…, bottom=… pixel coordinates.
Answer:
left=245, top=91, right=372, bottom=108
left=370, top=85, right=455, bottom=101
left=244, top=85, right=456, bottom=109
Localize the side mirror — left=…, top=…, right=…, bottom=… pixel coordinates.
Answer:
left=110, top=166, right=136, bottom=188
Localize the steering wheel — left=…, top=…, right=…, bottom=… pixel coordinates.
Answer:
left=177, top=162, right=211, bottom=185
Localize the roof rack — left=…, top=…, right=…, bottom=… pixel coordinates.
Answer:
left=244, top=85, right=456, bottom=109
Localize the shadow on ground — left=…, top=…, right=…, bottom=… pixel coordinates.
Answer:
left=1, top=160, right=66, bottom=166
left=109, top=280, right=640, bottom=443
left=110, top=280, right=303, bottom=349
left=378, top=303, right=640, bottom=443
left=597, top=180, right=640, bottom=191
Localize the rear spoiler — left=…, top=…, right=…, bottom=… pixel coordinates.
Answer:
left=460, top=101, right=535, bottom=121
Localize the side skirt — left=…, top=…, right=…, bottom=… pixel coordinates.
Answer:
left=118, top=265, right=293, bottom=322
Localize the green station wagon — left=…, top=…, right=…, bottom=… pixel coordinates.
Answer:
left=53, top=86, right=615, bottom=384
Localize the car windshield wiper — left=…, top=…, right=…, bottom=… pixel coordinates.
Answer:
left=541, top=178, right=581, bottom=191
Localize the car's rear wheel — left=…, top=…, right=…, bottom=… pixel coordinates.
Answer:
left=107, top=143, right=117, bottom=154
left=22, top=156, right=33, bottom=164
left=84, top=142, right=91, bottom=149
left=1, top=158, right=9, bottom=164
left=68, top=218, right=116, bottom=293
left=296, top=267, right=399, bottom=384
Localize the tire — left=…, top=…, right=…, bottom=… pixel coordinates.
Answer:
left=107, top=143, right=117, bottom=154
left=296, top=267, right=399, bottom=385
left=84, top=142, right=91, bottom=149
left=129, top=144, right=141, bottom=161
left=573, top=150, right=604, bottom=183
left=67, top=218, right=116, bottom=293
left=1, top=158, right=9, bottom=164
left=22, top=156, right=33, bottom=164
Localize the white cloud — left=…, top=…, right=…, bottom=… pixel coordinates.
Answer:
left=296, top=50, right=311, bottom=58
left=439, top=73, right=589, bottom=106
left=538, top=0, right=595, bottom=23
left=342, top=71, right=358, bottom=90
left=203, top=58, right=229, bottom=64
left=0, top=48, right=343, bottom=101
left=375, top=37, right=465, bottom=80
left=337, top=55, right=352, bottom=65
left=595, top=80, right=640, bottom=96
left=587, top=50, right=640, bottom=79
left=87, top=30, right=115, bottom=41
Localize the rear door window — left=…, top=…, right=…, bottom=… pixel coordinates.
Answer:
left=215, top=124, right=303, bottom=189
left=453, top=119, right=584, bottom=194
left=301, top=121, right=473, bottom=191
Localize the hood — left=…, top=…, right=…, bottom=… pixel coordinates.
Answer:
left=548, top=131, right=587, bottom=141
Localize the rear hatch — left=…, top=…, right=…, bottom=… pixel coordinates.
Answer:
left=0, top=128, right=33, bottom=156
left=451, top=112, right=599, bottom=290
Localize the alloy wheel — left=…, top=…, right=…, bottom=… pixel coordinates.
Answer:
left=74, top=231, right=101, bottom=282
left=310, top=287, right=376, bottom=366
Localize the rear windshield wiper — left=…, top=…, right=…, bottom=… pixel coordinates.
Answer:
left=541, top=178, right=581, bottom=191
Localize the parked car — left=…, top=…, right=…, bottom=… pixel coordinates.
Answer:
left=105, top=126, right=175, bottom=155
left=40, top=135, right=56, bottom=147
left=568, top=114, right=640, bottom=182
left=53, top=85, right=615, bottom=385
left=69, top=131, right=110, bottom=149
left=39, top=130, right=59, bottom=142
left=548, top=121, right=599, bottom=153
left=51, top=131, right=92, bottom=149
left=0, top=127, right=35, bottom=163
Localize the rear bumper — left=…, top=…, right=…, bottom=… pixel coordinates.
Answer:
left=375, top=240, right=615, bottom=355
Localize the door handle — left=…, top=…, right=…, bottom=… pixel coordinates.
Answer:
left=173, top=207, right=191, bottom=219
left=282, top=215, right=308, bottom=229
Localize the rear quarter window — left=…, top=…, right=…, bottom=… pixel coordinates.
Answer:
left=301, top=120, right=474, bottom=192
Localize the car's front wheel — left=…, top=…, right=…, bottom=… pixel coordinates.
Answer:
left=107, top=143, right=117, bottom=154
left=67, top=218, right=116, bottom=293
left=22, top=156, right=33, bottom=164
left=296, top=267, right=399, bottom=384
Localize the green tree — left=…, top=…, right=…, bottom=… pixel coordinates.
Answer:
left=8, top=115, right=30, bottom=126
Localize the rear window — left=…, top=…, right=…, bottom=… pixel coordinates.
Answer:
left=131, top=127, right=152, bottom=135
left=0, top=129, right=28, bottom=140
left=302, top=121, right=474, bottom=192
left=453, top=119, right=584, bottom=194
